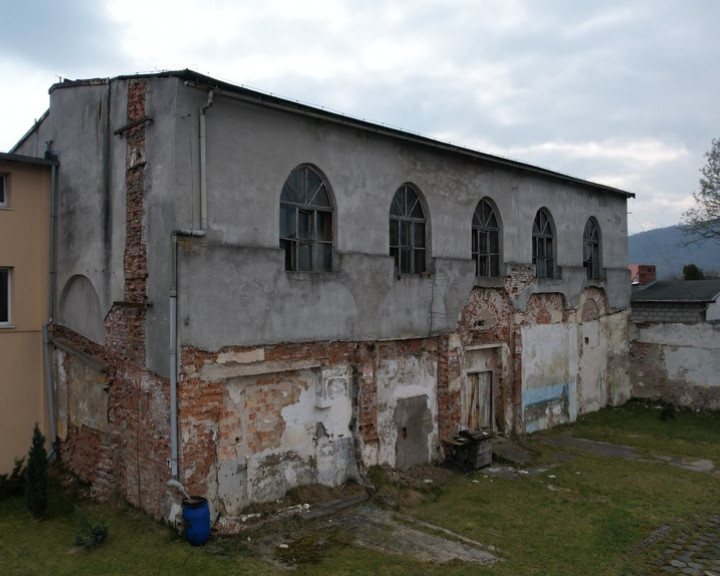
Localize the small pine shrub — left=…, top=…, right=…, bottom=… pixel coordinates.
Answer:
left=25, top=424, right=48, bottom=518
left=73, top=506, right=109, bottom=550
left=661, top=402, right=677, bottom=421
left=0, top=457, right=26, bottom=498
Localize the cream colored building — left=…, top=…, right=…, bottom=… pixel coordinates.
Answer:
left=0, top=152, right=56, bottom=474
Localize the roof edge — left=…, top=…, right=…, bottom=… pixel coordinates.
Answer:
left=8, top=110, right=50, bottom=155
left=46, top=69, right=635, bottom=199
left=0, top=150, right=58, bottom=166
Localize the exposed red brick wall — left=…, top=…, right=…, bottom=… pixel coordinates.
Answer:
left=54, top=79, right=172, bottom=519
left=53, top=326, right=118, bottom=500
left=629, top=264, right=656, bottom=285
left=176, top=337, right=439, bottom=495
left=523, top=293, right=566, bottom=325
left=61, top=424, right=103, bottom=484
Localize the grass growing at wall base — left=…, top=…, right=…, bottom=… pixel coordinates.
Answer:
left=1, top=400, right=719, bottom=575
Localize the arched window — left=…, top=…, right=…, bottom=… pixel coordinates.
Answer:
left=532, top=208, right=554, bottom=279
left=279, top=165, right=333, bottom=272
left=472, top=199, right=500, bottom=277
left=389, top=184, right=426, bottom=274
left=583, top=217, right=601, bottom=279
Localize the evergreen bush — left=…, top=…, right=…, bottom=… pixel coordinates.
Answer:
left=25, top=424, right=48, bottom=519
left=0, top=457, right=26, bottom=498
left=73, top=506, right=109, bottom=549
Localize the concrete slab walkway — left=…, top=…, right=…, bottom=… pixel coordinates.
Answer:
left=542, top=432, right=716, bottom=473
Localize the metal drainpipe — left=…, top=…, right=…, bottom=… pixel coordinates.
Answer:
left=169, top=89, right=213, bottom=479
left=42, top=143, right=58, bottom=459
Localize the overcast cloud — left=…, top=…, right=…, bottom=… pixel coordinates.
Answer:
left=2, top=0, right=718, bottom=233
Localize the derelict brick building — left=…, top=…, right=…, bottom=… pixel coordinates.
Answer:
left=14, top=70, right=633, bottom=523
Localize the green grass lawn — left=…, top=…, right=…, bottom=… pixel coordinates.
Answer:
left=2, top=400, right=719, bottom=575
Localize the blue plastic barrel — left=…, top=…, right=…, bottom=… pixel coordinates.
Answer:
left=182, top=496, right=210, bottom=546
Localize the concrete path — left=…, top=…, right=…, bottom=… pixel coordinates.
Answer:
left=334, top=506, right=499, bottom=566
left=542, top=433, right=716, bottom=473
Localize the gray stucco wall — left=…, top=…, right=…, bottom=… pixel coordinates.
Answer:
left=15, top=80, right=129, bottom=344
left=15, top=75, right=632, bottom=381
left=151, top=83, right=630, bottom=376
left=631, top=321, right=720, bottom=410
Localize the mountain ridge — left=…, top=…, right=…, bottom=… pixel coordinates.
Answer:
left=628, top=225, right=720, bottom=279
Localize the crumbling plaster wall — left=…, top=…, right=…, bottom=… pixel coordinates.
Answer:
left=177, top=338, right=442, bottom=522
left=456, top=281, right=630, bottom=435
left=376, top=349, right=439, bottom=469
left=210, top=364, right=355, bottom=516
left=630, top=321, right=720, bottom=411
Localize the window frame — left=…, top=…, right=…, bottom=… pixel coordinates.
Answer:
left=0, top=174, right=8, bottom=209
left=472, top=198, right=501, bottom=277
left=583, top=217, right=602, bottom=280
left=532, top=208, right=555, bottom=279
left=279, top=165, right=334, bottom=273
left=0, top=268, right=11, bottom=326
left=389, top=184, right=428, bottom=275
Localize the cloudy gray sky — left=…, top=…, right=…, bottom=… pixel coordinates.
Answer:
left=2, top=0, right=718, bottom=234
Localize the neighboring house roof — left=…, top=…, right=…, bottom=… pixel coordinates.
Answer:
left=0, top=151, right=58, bottom=167
left=15, top=69, right=634, bottom=200
left=631, top=280, right=720, bottom=303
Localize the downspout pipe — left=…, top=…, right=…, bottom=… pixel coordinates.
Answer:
left=42, top=142, right=59, bottom=460
left=169, top=89, right=213, bottom=479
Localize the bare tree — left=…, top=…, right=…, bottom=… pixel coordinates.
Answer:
left=682, top=138, right=720, bottom=244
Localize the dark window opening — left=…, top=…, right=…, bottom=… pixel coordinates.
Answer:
left=472, top=199, right=500, bottom=277
left=280, top=166, right=333, bottom=272
left=583, top=217, right=601, bottom=279
left=0, top=268, right=9, bottom=324
left=390, top=184, right=427, bottom=275
left=532, top=208, right=554, bottom=279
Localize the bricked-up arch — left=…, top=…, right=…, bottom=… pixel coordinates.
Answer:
left=578, top=287, right=608, bottom=322
left=58, top=275, right=105, bottom=345
left=524, top=293, right=567, bottom=325
left=458, top=287, right=514, bottom=343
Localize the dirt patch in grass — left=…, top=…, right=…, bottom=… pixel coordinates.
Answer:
left=367, top=464, right=456, bottom=509
left=212, top=465, right=472, bottom=570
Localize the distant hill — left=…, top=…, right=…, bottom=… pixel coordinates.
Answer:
left=628, top=225, right=720, bottom=280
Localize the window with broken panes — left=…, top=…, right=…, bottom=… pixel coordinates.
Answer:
left=472, top=199, right=500, bottom=277
left=532, top=208, right=554, bottom=279
left=280, top=166, right=333, bottom=272
left=583, top=217, right=601, bottom=279
left=389, top=184, right=427, bottom=275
